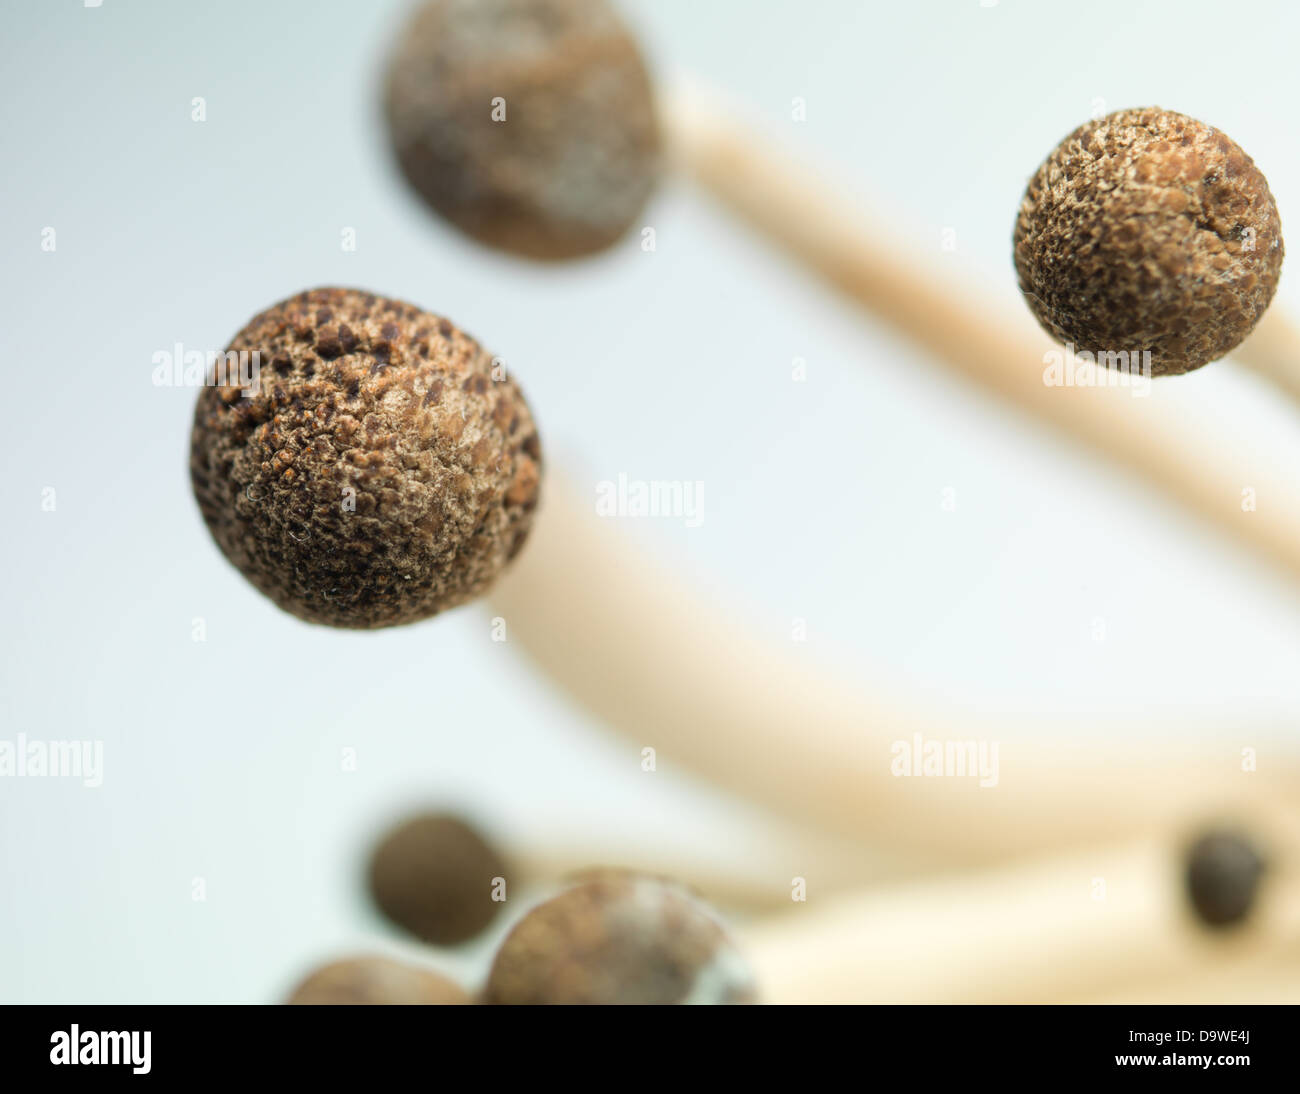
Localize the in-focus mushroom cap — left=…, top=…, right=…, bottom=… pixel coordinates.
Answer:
left=190, top=287, right=542, bottom=629
left=1014, top=107, right=1283, bottom=375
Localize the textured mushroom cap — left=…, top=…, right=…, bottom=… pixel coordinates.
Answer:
left=190, top=287, right=542, bottom=629
left=368, top=812, right=509, bottom=945
left=385, top=0, right=661, bottom=260
left=1014, top=107, right=1284, bottom=375
left=1185, top=829, right=1267, bottom=929
left=285, top=955, right=470, bottom=1004
left=484, top=876, right=757, bottom=1005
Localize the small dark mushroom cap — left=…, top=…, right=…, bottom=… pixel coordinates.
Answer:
left=1184, top=829, right=1267, bottom=929
left=385, top=0, right=661, bottom=260
left=368, top=812, right=509, bottom=945
left=484, top=876, right=757, bottom=1004
left=285, top=955, right=470, bottom=1004
left=190, top=287, right=542, bottom=629
left=1014, top=107, right=1283, bottom=376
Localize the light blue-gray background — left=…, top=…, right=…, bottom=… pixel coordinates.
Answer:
left=2, top=0, right=1299, bottom=1002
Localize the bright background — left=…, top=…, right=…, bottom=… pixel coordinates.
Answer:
left=2, top=0, right=1299, bottom=1002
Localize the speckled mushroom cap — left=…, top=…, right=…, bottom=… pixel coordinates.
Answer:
left=190, top=287, right=542, bottom=629
left=368, top=812, right=509, bottom=945
left=1014, top=107, right=1284, bottom=376
left=384, top=0, right=661, bottom=260
left=484, top=876, right=757, bottom=1005
left=285, top=955, right=470, bottom=1004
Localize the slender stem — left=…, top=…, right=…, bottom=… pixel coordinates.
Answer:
left=1237, top=307, right=1300, bottom=407
left=489, top=478, right=1298, bottom=854
left=740, top=827, right=1300, bottom=1003
left=662, top=83, right=1300, bottom=583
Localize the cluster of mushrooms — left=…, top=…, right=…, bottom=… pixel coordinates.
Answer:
left=187, top=0, right=1291, bottom=1005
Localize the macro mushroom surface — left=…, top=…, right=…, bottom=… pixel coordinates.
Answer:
left=1015, top=106, right=1284, bottom=375
left=190, top=287, right=542, bottom=629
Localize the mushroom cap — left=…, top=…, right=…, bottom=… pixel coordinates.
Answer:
left=1185, top=828, right=1267, bottom=929
left=484, top=875, right=757, bottom=1004
left=285, top=955, right=470, bottom=1004
left=1014, top=107, right=1283, bottom=375
left=190, top=287, right=541, bottom=629
left=368, top=812, right=509, bottom=945
left=385, top=0, right=661, bottom=260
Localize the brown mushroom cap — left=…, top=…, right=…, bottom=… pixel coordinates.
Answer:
left=484, top=876, right=757, bottom=1004
left=190, top=287, right=542, bottom=629
left=1185, top=828, right=1268, bottom=929
left=1014, top=107, right=1283, bottom=376
left=368, top=812, right=509, bottom=945
left=285, top=955, right=470, bottom=1004
left=384, top=0, right=661, bottom=260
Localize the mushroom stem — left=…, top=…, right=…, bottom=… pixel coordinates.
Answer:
left=489, top=476, right=1300, bottom=856
left=739, top=824, right=1300, bottom=1004
left=661, top=82, right=1300, bottom=582
left=1078, top=952, right=1300, bottom=1004
left=1237, top=306, right=1300, bottom=408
